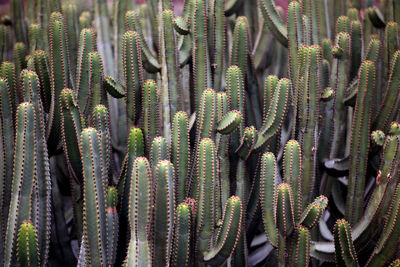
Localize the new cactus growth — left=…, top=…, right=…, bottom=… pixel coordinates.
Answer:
left=17, top=220, right=39, bottom=267
left=1, top=0, right=400, bottom=266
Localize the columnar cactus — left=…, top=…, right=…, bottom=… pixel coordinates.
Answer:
left=1, top=0, right=400, bottom=266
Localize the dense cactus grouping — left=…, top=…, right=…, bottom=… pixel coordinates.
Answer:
left=1, top=0, right=400, bottom=266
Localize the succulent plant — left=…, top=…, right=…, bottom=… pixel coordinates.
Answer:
left=1, top=0, right=400, bottom=266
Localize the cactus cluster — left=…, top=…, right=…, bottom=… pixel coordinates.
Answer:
left=1, top=0, right=400, bottom=266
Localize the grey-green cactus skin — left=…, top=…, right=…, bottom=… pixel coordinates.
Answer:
left=4, top=103, right=36, bottom=267
left=2, top=1, right=400, bottom=266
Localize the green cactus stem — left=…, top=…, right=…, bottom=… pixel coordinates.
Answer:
left=226, top=66, right=244, bottom=152
left=142, top=79, right=160, bottom=150
left=297, top=45, right=321, bottom=208
left=10, top=0, right=27, bottom=43
left=212, top=0, right=226, bottom=92
left=334, top=219, right=359, bottom=267
left=104, top=76, right=126, bottom=98
left=0, top=25, right=9, bottom=62
left=171, top=111, right=190, bottom=205
left=367, top=181, right=400, bottom=266
left=21, top=71, right=52, bottom=266
left=124, top=10, right=160, bottom=73
left=216, top=110, right=242, bottom=135
left=231, top=17, right=249, bottom=78
left=275, top=183, right=295, bottom=237
left=195, top=138, right=217, bottom=260
left=93, top=0, right=114, bottom=76
left=329, top=32, right=350, bottom=160
left=129, top=157, right=152, bottom=266
left=259, top=0, right=288, bottom=47
left=160, top=9, right=183, bottom=126
left=122, top=31, right=143, bottom=127
left=203, top=196, right=243, bottom=266
left=91, top=105, right=112, bottom=185
left=4, top=103, right=36, bottom=267
left=153, top=160, right=175, bottom=267
left=117, top=127, right=144, bottom=262
left=346, top=60, right=376, bottom=225
left=192, top=0, right=210, bottom=109
left=298, top=196, right=328, bottom=229
left=60, top=88, right=83, bottom=183
left=349, top=19, right=362, bottom=81
left=374, top=51, right=400, bottom=132
left=215, top=92, right=230, bottom=206
left=106, top=187, right=118, bottom=267
left=260, top=152, right=278, bottom=247
left=87, top=51, right=107, bottom=116
left=0, top=77, right=14, bottom=230
left=0, top=61, right=18, bottom=114
left=80, top=127, right=107, bottom=267
left=28, top=23, right=42, bottom=55
left=76, top=28, right=96, bottom=114
left=283, top=140, right=302, bottom=220
left=47, top=12, right=70, bottom=152
left=290, top=226, right=310, bottom=267
left=32, top=51, right=51, bottom=113
left=17, top=220, right=39, bottom=267
left=287, top=2, right=303, bottom=125
left=171, top=203, right=192, bottom=267
left=254, top=78, right=290, bottom=151
left=63, top=4, right=79, bottom=78
left=197, top=88, right=216, bottom=140
left=151, top=137, right=169, bottom=172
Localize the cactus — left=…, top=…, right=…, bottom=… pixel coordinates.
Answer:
left=171, top=111, right=190, bottom=205
left=91, top=105, right=112, bottom=185
left=21, top=71, right=51, bottom=266
left=346, top=60, right=376, bottom=225
left=0, top=61, right=18, bottom=113
left=80, top=128, right=107, bottom=266
left=203, top=196, right=242, bottom=266
left=128, top=157, right=152, bottom=266
left=76, top=28, right=96, bottom=114
left=197, top=88, right=216, bottom=140
left=260, top=152, right=278, bottom=246
left=0, top=77, right=14, bottom=231
left=142, top=79, right=160, bottom=149
left=2, top=1, right=400, bottom=266
left=32, top=51, right=51, bottom=113
left=47, top=12, right=70, bottom=151
left=334, top=219, right=359, bottom=267
left=17, top=220, right=39, bottom=267
left=153, top=160, right=175, bottom=267
left=192, top=0, right=210, bottom=110
left=4, top=103, right=36, bottom=267
left=106, top=187, right=118, bottom=266
left=171, top=203, right=192, bottom=267
left=290, top=226, right=310, bottom=267
left=194, top=138, right=217, bottom=259
left=60, top=88, right=83, bottom=182
left=122, top=31, right=143, bottom=128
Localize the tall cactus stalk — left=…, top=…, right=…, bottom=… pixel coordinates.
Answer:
left=346, top=60, right=375, bottom=225
left=122, top=31, right=143, bottom=128
left=47, top=12, right=70, bottom=151
left=128, top=157, right=152, bottom=266
left=80, top=128, right=107, bottom=267
left=153, top=160, right=175, bottom=267
left=4, top=103, right=36, bottom=267
left=21, top=71, right=51, bottom=266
